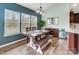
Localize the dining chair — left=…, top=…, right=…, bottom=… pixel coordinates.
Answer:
left=26, top=27, right=31, bottom=43
left=32, top=27, right=36, bottom=31
left=26, top=27, right=31, bottom=32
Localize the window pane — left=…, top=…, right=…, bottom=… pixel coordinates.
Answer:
left=21, top=13, right=30, bottom=33
left=4, top=9, right=20, bottom=37
left=31, top=16, right=37, bottom=28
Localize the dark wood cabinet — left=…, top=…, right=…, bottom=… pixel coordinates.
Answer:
left=70, top=11, right=79, bottom=23
left=69, top=32, right=75, bottom=53
left=45, top=28, right=59, bottom=37
left=68, top=32, right=79, bottom=54
left=70, top=11, right=74, bottom=23
left=74, top=13, right=79, bottom=23
left=52, top=29, right=59, bottom=37
left=77, top=35, right=79, bottom=52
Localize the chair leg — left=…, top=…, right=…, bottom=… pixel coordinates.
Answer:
left=27, top=37, right=29, bottom=43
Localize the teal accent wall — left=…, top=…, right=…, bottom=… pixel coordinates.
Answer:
left=0, top=3, right=41, bottom=45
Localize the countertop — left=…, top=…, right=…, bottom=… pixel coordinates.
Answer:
left=45, top=25, right=66, bottom=29
left=45, top=25, right=79, bottom=34
left=46, top=27, right=79, bottom=34
left=66, top=28, right=79, bottom=34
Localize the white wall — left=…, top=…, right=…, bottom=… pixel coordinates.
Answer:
left=42, top=3, right=71, bottom=31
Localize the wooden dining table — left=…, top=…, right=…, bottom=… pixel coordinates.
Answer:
left=22, top=30, right=50, bottom=54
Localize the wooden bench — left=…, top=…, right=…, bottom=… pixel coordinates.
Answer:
left=34, top=36, right=51, bottom=54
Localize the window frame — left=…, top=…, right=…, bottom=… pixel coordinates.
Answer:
left=21, top=13, right=31, bottom=33
left=4, top=9, right=20, bottom=37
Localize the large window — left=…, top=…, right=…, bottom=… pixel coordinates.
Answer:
left=21, top=14, right=37, bottom=33
left=21, top=13, right=30, bottom=33
left=4, top=9, right=20, bottom=36
left=31, top=16, right=37, bottom=28
left=4, top=9, right=38, bottom=36
left=47, top=17, right=59, bottom=25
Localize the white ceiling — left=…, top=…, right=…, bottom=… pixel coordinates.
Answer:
left=17, top=3, right=56, bottom=11
left=71, top=3, right=79, bottom=13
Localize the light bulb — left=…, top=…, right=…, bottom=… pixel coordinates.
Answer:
left=43, top=13, right=45, bottom=16
left=36, top=10, right=39, bottom=13
left=40, top=11, right=42, bottom=14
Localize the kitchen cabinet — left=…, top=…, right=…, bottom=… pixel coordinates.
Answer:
left=70, top=11, right=74, bottom=23
left=74, top=13, right=79, bottom=23
left=68, top=32, right=79, bottom=54
left=70, top=11, right=79, bottom=23
left=52, top=29, right=59, bottom=37
left=45, top=28, right=59, bottom=37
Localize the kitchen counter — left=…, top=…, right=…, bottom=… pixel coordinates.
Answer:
left=45, top=25, right=79, bottom=34
left=45, top=26, right=79, bottom=34
left=45, top=26, right=65, bottom=30
left=45, top=25, right=70, bottom=32
left=66, top=28, right=79, bottom=34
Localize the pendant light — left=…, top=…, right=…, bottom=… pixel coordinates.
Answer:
left=36, top=3, right=45, bottom=16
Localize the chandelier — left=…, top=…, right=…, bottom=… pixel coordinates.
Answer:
left=36, top=4, right=45, bottom=16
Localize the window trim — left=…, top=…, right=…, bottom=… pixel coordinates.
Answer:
left=4, top=9, right=20, bottom=37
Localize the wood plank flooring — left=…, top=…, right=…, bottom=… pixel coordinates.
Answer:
left=0, top=38, right=73, bottom=55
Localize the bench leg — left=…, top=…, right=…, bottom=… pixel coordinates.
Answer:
left=36, top=46, right=43, bottom=54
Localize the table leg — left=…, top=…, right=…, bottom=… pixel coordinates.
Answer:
left=27, top=36, right=43, bottom=54
left=27, top=36, right=37, bottom=50
left=36, top=46, right=43, bottom=54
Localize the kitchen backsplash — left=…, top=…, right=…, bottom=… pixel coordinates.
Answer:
left=70, top=23, right=79, bottom=30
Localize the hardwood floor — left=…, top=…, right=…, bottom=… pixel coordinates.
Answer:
left=0, top=38, right=73, bottom=55
left=44, top=39, right=73, bottom=55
